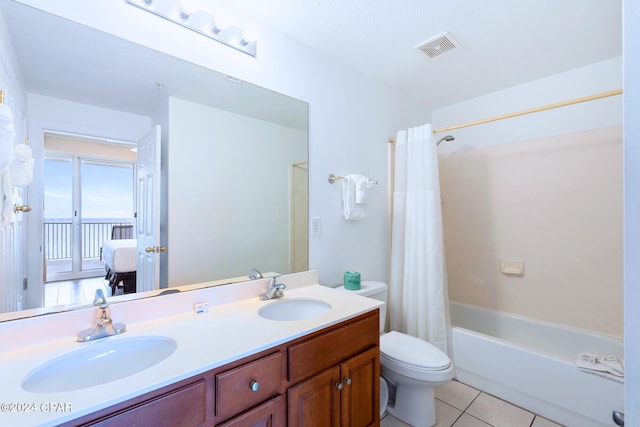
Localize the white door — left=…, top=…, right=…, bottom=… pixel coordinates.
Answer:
left=136, top=125, right=161, bottom=293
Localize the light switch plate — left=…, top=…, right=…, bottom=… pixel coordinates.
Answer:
left=311, top=217, right=321, bottom=236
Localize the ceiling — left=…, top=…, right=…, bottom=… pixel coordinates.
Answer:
left=227, top=0, right=622, bottom=110
left=1, top=1, right=622, bottom=118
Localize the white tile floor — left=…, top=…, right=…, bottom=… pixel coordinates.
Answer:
left=381, top=380, right=564, bottom=427
left=44, top=276, right=117, bottom=307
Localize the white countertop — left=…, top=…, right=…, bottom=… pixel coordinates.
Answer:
left=0, top=282, right=382, bottom=426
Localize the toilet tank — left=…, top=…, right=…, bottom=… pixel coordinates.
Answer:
left=334, top=281, right=388, bottom=332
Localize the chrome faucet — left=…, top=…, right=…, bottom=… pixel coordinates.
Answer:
left=77, top=289, right=127, bottom=342
left=249, top=268, right=263, bottom=280
left=260, top=276, right=286, bottom=300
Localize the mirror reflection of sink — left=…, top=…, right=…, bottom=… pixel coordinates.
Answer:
left=258, top=298, right=332, bottom=321
left=22, top=335, right=177, bottom=393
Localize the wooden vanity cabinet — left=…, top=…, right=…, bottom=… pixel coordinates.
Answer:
left=62, top=310, right=379, bottom=427
left=287, top=311, right=380, bottom=427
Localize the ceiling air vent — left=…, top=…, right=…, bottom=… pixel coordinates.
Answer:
left=415, top=32, right=461, bottom=58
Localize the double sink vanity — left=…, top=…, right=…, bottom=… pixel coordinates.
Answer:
left=0, top=271, right=382, bottom=426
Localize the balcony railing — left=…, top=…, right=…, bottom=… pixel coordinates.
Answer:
left=44, top=220, right=134, bottom=261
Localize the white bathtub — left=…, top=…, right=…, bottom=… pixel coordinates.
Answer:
left=449, top=301, right=623, bottom=427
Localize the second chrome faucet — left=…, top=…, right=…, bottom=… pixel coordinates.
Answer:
left=261, top=276, right=286, bottom=300
left=77, top=289, right=127, bottom=342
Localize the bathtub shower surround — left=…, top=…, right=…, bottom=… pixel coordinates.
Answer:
left=440, top=127, right=623, bottom=337
left=389, top=123, right=450, bottom=353
left=450, top=301, right=623, bottom=427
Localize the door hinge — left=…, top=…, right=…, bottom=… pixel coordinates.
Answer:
left=23, top=278, right=28, bottom=290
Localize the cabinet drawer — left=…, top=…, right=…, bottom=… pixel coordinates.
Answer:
left=288, top=311, right=379, bottom=383
left=88, top=379, right=206, bottom=426
left=215, top=351, right=284, bottom=420
left=216, top=395, right=285, bottom=427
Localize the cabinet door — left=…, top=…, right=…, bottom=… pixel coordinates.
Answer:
left=288, top=365, right=341, bottom=427
left=340, top=347, right=380, bottom=427
left=217, top=395, right=285, bottom=427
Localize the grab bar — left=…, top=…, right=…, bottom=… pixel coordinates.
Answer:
left=612, top=410, right=624, bottom=426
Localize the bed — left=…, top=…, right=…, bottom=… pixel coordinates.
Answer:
left=102, top=238, right=137, bottom=295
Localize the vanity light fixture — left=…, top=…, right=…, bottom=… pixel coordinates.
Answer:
left=126, top=0, right=258, bottom=57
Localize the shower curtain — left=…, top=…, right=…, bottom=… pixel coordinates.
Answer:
left=389, top=123, right=450, bottom=354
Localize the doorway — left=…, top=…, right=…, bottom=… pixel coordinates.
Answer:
left=42, top=133, right=136, bottom=288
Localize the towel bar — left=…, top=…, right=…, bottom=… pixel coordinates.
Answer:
left=328, top=173, right=378, bottom=185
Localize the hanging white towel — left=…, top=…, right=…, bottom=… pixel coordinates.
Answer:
left=10, top=144, right=33, bottom=187
left=0, top=104, right=15, bottom=173
left=353, top=174, right=376, bottom=204
left=0, top=169, right=13, bottom=227
left=342, top=175, right=364, bottom=220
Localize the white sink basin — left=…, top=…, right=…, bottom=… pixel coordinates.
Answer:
left=22, top=335, right=177, bottom=393
left=258, top=298, right=332, bottom=321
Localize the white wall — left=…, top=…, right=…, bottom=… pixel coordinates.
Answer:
left=164, top=97, right=306, bottom=286
left=433, top=57, right=622, bottom=153
left=623, top=0, right=640, bottom=421
left=15, top=0, right=430, bottom=287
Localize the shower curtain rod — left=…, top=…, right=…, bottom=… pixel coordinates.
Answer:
left=387, top=88, right=623, bottom=143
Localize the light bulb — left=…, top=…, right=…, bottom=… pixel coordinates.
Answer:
left=178, top=8, right=191, bottom=20
left=240, top=22, right=258, bottom=45
left=180, top=0, right=199, bottom=15
left=211, top=11, right=231, bottom=34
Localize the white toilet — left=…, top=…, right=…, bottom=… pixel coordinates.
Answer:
left=335, top=281, right=454, bottom=427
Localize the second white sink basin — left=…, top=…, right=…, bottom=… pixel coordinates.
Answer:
left=22, top=335, right=177, bottom=393
left=258, top=298, right=332, bottom=321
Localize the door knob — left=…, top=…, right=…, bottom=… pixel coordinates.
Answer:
left=145, top=247, right=155, bottom=253
left=612, top=410, right=624, bottom=426
left=146, top=246, right=167, bottom=253
left=13, top=204, right=31, bottom=213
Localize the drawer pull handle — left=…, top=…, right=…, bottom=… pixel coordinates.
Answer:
left=344, top=377, right=352, bottom=386
left=249, top=380, right=260, bottom=392
left=336, top=382, right=343, bottom=390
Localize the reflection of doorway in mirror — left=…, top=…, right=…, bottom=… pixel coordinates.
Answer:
left=291, top=161, right=309, bottom=272
left=42, top=133, right=136, bottom=306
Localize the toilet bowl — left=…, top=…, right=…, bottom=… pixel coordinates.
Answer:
left=334, top=281, right=454, bottom=427
left=380, top=376, right=389, bottom=418
left=380, top=331, right=454, bottom=426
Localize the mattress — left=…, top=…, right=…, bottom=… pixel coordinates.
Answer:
left=102, top=239, right=137, bottom=273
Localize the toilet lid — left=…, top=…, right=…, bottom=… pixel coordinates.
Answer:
left=380, top=331, right=450, bottom=370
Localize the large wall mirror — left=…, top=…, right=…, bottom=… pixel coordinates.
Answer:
left=0, top=1, right=309, bottom=321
